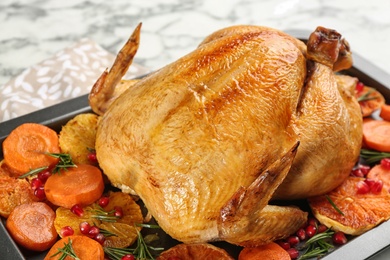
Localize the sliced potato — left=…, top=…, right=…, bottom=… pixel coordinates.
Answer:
left=59, top=113, right=99, bottom=164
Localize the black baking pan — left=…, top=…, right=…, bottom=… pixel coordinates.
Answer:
left=1, top=31, right=390, bottom=260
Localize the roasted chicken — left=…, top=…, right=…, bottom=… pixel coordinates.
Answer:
left=89, top=24, right=362, bottom=246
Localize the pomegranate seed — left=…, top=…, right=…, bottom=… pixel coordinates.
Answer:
left=71, top=204, right=84, bottom=217
left=276, top=240, right=290, bottom=250
left=356, top=81, right=364, bottom=93
left=365, top=178, right=375, bottom=187
left=79, top=221, right=91, bottom=234
left=98, top=196, right=110, bottom=207
left=121, top=255, right=135, bottom=260
left=60, top=226, right=74, bottom=237
left=287, top=248, right=299, bottom=259
left=287, top=235, right=300, bottom=246
left=350, top=168, right=364, bottom=177
left=351, top=164, right=370, bottom=177
left=296, top=228, right=306, bottom=241
left=38, top=170, right=52, bottom=183
left=367, top=179, right=383, bottom=194
left=308, top=217, right=318, bottom=227
left=88, top=226, right=100, bottom=238
left=305, top=225, right=317, bottom=238
left=317, top=224, right=328, bottom=233
left=350, top=168, right=364, bottom=178
left=356, top=180, right=370, bottom=194
left=30, top=178, right=43, bottom=190
left=94, top=233, right=106, bottom=244
left=87, top=152, right=98, bottom=163
left=114, top=206, right=123, bottom=218
left=359, top=165, right=370, bottom=176
left=333, top=231, right=348, bottom=245
left=34, top=186, right=46, bottom=200
left=381, top=158, right=390, bottom=170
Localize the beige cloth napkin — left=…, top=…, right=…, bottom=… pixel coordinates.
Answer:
left=0, top=38, right=150, bottom=122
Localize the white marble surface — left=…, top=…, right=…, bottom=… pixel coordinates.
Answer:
left=1, top=0, right=390, bottom=87
left=1, top=0, right=390, bottom=258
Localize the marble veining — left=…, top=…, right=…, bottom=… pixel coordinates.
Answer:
left=1, top=0, right=390, bottom=88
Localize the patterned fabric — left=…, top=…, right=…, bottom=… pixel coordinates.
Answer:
left=0, top=38, right=150, bottom=122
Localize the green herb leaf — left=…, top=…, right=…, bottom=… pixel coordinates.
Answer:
left=298, top=228, right=334, bottom=260
left=17, top=166, right=48, bottom=179
left=357, top=89, right=376, bottom=102
left=99, top=227, right=117, bottom=237
left=89, top=207, right=119, bottom=223
left=50, top=237, right=80, bottom=260
left=46, top=153, right=77, bottom=173
left=360, top=149, right=390, bottom=164
left=103, top=224, right=164, bottom=260
left=325, top=195, right=344, bottom=215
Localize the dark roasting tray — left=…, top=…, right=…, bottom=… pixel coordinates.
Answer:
left=1, top=31, right=390, bottom=260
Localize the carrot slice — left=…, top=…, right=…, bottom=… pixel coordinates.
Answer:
left=238, top=242, right=290, bottom=260
left=380, top=104, right=390, bottom=122
left=44, top=235, right=104, bottom=260
left=2, top=123, right=60, bottom=177
left=363, top=120, right=390, bottom=152
left=44, top=164, right=104, bottom=208
left=6, top=202, right=57, bottom=251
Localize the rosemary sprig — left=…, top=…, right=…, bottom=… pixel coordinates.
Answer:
left=298, top=228, right=335, bottom=260
left=132, top=228, right=156, bottom=260
left=103, top=224, right=164, bottom=260
left=89, top=207, right=120, bottom=223
left=360, top=149, right=390, bottom=164
left=17, top=166, right=48, bottom=179
left=325, top=195, right=344, bottom=215
left=357, top=89, right=377, bottom=102
left=99, top=227, right=117, bottom=237
left=47, top=152, right=77, bottom=173
left=104, top=247, right=134, bottom=260
left=50, top=237, right=80, bottom=260
left=17, top=153, right=76, bottom=179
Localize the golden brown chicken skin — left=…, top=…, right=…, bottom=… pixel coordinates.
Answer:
left=89, top=24, right=362, bottom=246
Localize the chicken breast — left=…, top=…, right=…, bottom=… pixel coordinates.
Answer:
left=90, top=25, right=362, bottom=246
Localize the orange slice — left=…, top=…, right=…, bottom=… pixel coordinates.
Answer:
left=367, top=164, right=390, bottom=192
left=356, top=85, right=385, bottom=117
left=238, top=242, right=290, bottom=260
left=54, top=191, right=143, bottom=248
left=308, top=176, right=390, bottom=235
left=0, top=166, right=39, bottom=218
left=157, top=243, right=234, bottom=260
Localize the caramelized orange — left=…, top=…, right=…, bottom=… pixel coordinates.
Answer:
left=367, top=164, right=390, bottom=192
left=157, top=243, right=234, bottom=260
left=356, top=85, right=385, bottom=117
left=54, top=191, right=143, bottom=248
left=238, top=242, right=290, bottom=260
left=308, top=176, right=390, bottom=235
left=0, top=164, right=39, bottom=218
